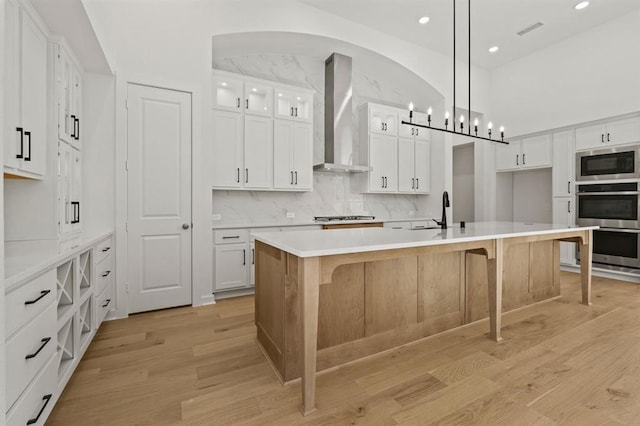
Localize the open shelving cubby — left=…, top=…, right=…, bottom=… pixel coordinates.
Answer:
left=56, top=259, right=75, bottom=321
left=57, top=315, right=75, bottom=382
left=78, top=297, right=93, bottom=351
left=78, top=250, right=93, bottom=300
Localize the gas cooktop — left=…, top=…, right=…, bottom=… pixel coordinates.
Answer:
left=313, top=215, right=376, bottom=222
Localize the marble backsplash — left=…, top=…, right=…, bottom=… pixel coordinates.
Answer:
left=211, top=43, right=443, bottom=224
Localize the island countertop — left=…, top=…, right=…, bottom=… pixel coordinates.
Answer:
left=252, top=221, right=599, bottom=258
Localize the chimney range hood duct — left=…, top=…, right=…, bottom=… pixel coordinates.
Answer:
left=313, top=53, right=370, bottom=173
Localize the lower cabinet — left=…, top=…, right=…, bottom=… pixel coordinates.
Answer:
left=553, top=197, right=576, bottom=265
left=4, top=234, right=114, bottom=425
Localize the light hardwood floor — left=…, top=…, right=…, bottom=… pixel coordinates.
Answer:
left=47, top=272, right=640, bottom=425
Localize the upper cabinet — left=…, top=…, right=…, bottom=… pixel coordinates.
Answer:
left=360, top=103, right=430, bottom=194
left=575, top=116, right=640, bottom=151
left=4, top=0, right=48, bottom=178
left=211, top=70, right=314, bottom=192
left=274, top=86, right=313, bottom=122
left=56, top=43, right=82, bottom=149
left=496, top=134, right=551, bottom=172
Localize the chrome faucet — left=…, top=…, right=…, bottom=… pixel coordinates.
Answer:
left=432, top=191, right=450, bottom=230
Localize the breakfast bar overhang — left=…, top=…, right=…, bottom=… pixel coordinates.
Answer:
left=252, top=222, right=596, bottom=415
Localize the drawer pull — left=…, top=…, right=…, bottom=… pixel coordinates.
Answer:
left=24, top=290, right=51, bottom=305
left=101, top=270, right=111, bottom=278
left=222, top=235, right=240, bottom=239
left=25, top=337, right=51, bottom=360
left=102, top=298, right=112, bottom=308
left=26, top=394, right=52, bottom=425
left=101, top=247, right=111, bottom=252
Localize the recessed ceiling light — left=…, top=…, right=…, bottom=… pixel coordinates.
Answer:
left=574, top=1, right=589, bottom=10
left=488, top=46, right=499, bottom=53
left=418, top=16, right=430, bottom=24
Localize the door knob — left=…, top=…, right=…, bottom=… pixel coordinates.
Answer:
left=182, top=223, right=190, bottom=229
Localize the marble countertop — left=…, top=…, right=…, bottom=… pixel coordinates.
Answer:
left=252, top=222, right=598, bottom=258
left=5, top=232, right=113, bottom=291
left=211, top=217, right=433, bottom=229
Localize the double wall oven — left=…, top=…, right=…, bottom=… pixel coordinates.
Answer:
left=576, top=146, right=640, bottom=269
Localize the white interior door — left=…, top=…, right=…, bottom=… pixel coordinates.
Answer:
left=127, top=84, right=192, bottom=313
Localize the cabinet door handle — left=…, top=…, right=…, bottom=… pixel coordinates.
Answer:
left=601, top=133, right=604, bottom=143
left=294, top=107, right=298, bottom=117
left=242, top=249, right=246, bottom=266
left=516, top=154, right=519, bottom=166
left=26, top=394, right=52, bottom=426
left=411, top=128, right=414, bottom=136
left=71, top=201, right=80, bottom=224
left=236, top=168, right=240, bottom=183
left=24, top=290, right=51, bottom=305
left=607, top=133, right=610, bottom=142
left=295, top=171, right=298, bottom=185
left=102, top=298, right=111, bottom=308
left=236, top=98, right=240, bottom=108
left=24, top=131, right=32, bottom=161
left=568, top=200, right=571, bottom=213
left=411, top=177, right=415, bottom=189
left=381, top=176, right=385, bottom=188
left=384, top=123, right=388, bottom=131
left=290, top=171, right=294, bottom=185
left=290, top=107, right=294, bottom=117
left=222, top=235, right=240, bottom=239
left=25, top=337, right=51, bottom=360
left=416, top=178, right=419, bottom=189
left=101, top=247, right=111, bottom=252
left=101, top=270, right=111, bottom=278
left=245, top=168, right=248, bottom=183
left=381, top=122, right=384, bottom=131
left=16, top=127, right=24, bottom=159
left=568, top=181, right=571, bottom=194
left=75, top=117, right=80, bottom=140
left=245, top=99, right=249, bottom=109
left=252, top=248, right=255, bottom=265
left=522, top=153, right=526, bottom=165
left=71, top=114, right=77, bottom=138
left=416, top=128, right=419, bottom=136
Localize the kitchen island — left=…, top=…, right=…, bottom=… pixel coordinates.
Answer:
left=252, top=222, right=596, bottom=415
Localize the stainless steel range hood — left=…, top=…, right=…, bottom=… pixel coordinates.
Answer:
left=313, top=53, right=370, bottom=173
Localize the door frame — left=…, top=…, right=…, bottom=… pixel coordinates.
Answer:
left=114, top=73, right=213, bottom=319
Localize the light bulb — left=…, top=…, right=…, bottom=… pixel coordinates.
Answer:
left=488, top=121, right=493, bottom=129
left=445, top=111, right=450, bottom=119
left=409, top=102, right=414, bottom=111
left=500, top=126, right=505, bottom=132
left=427, top=106, right=432, bottom=115
left=460, top=114, right=465, bottom=123
left=474, top=118, right=479, bottom=126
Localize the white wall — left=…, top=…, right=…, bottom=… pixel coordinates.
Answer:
left=82, top=73, right=115, bottom=235
left=513, top=169, right=552, bottom=223
left=489, top=9, right=640, bottom=137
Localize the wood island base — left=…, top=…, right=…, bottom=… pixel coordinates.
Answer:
left=254, top=227, right=593, bottom=415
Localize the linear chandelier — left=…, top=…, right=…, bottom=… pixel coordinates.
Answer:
left=401, top=0, right=508, bottom=145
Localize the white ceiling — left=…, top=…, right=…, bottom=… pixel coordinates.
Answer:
left=301, top=0, right=640, bottom=69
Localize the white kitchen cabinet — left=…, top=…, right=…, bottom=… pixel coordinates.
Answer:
left=575, top=116, right=640, bottom=151
left=552, top=197, right=576, bottom=265
left=368, top=133, right=398, bottom=192
left=212, top=70, right=313, bottom=191
left=274, top=86, right=313, bottom=122
left=369, top=104, right=398, bottom=135
left=273, top=119, right=312, bottom=190
left=552, top=130, right=574, bottom=197
left=215, top=243, right=250, bottom=291
left=398, top=111, right=429, bottom=140
left=3, top=0, right=48, bottom=178
left=496, top=134, right=551, bottom=171
left=55, top=43, right=82, bottom=148
left=58, top=142, right=82, bottom=238
left=398, top=138, right=430, bottom=194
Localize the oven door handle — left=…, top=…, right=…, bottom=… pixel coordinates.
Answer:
left=597, top=227, right=640, bottom=234
left=577, top=191, right=640, bottom=196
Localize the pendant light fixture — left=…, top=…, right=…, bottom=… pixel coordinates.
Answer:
left=401, top=0, right=508, bottom=144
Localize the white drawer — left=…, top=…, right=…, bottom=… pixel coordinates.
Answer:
left=411, top=220, right=431, bottom=229
left=94, top=237, right=113, bottom=265
left=95, top=254, right=113, bottom=295
left=214, top=228, right=249, bottom=244
left=5, top=270, right=56, bottom=338
left=6, top=354, right=57, bottom=426
left=95, top=281, right=115, bottom=328
left=6, top=303, right=57, bottom=409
